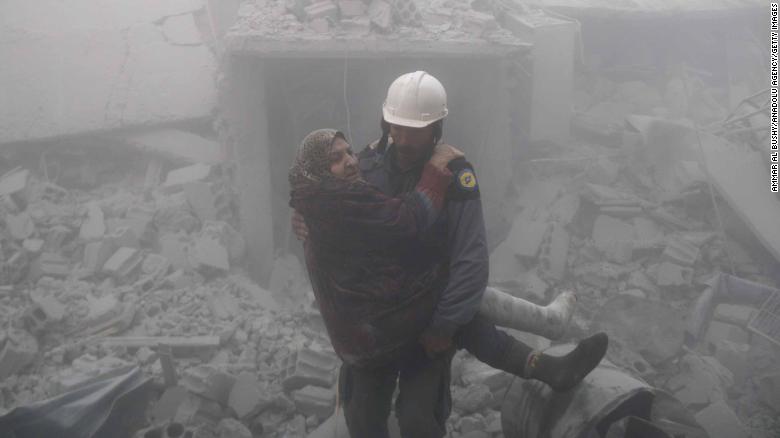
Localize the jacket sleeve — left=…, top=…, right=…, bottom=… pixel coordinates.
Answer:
left=315, top=162, right=451, bottom=239
left=425, top=160, right=489, bottom=338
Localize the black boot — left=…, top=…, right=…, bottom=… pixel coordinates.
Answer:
left=522, top=332, right=609, bottom=392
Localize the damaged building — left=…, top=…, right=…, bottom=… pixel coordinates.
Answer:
left=0, top=0, right=778, bottom=437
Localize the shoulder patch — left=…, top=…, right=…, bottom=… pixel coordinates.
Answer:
left=457, top=169, right=478, bottom=191
left=447, top=158, right=480, bottom=201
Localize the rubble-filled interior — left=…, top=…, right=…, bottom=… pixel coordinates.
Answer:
left=0, top=0, right=777, bottom=437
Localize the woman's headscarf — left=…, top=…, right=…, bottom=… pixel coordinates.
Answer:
left=289, top=128, right=346, bottom=191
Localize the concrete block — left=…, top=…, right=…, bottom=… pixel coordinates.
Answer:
left=83, top=240, right=117, bottom=273
left=662, top=236, right=700, bottom=267
left=460, top=10, right=497, bottom=36
left=228, top=372, right=271, bottom=419
left=160, top=233, right=192, bottom=270
left=656, top=262, right=693, bottom=287
left=627, top=269, right=658, bottom=295
left=37, top=252, right=71, bottom=278
left=592, top=215, right=634, bottom=263
left=185, top=181, right=227, bottom=223
left=549, top=194, right=580, bottom=225
left=181, top=365, right=236, bottom=405
left=163, top=163, right=212, bottom=191
left=44, top=225, right=73, bottom=252
left=282, top=348, right=339, bottom=392
left=756, top=372, right=780, bottom=411
left=151, top=386, right=188, bottom=423
left=309, top=17, right=330, bottom=33
left=304, top=0, right=338, bottom=21
left=292, top=385, right=335, bottom=419
left=0, top=329, right=38, bottom=379
left=217, top=418, right=252, bottom=438
left=102, top=247, right=143, bottom=280
left=1, top=250, right=27, bottom=284
left=339, top=16, right=371, bottom=33
left=80, top=202, right=106, bottom=240
left=0, top=168, right=30, bottom=197
left=6, top=212, right=34, bottom=240
left=714, top=340, right=750, bottom=386
left=22, top=238, right=44, bottom=254
left=106, top=226, right=139, bottom=249
left=500, top=215, right=549, bottom=260
left=694, top=400, right=749, bottom=438
left=574, top=262, right=623, bottom=289
left=30, top=290, right=66, bottom=322
left=86, top=294, right=122, bottom=326
left=192, top=235, right=229, bottom=271
left=705, top=321, right=750, bottom=350
left=459, top=360, right=512, bottom=394
left=368, top=0, right=393, bottom=31
left=667, top=354, right=733, bottom=408
left=208, top=289, right=239, bottom=320
left=338, top=0, right=366, bottom=17
left=174, top=392, right=224, bottom=425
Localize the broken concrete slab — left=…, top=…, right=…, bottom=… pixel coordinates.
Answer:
left=666, top=354, right=733, bottom=408
left=0, top=328, right=38, bottom=379
left=22, top=238, right=44, bottom=254
left=163, top=163, right=213, bottom=191
left=714, top=340, right=750, bottom=386
left=594, top=295, right=686, bottom=365
left=304, top=0, right=338, bottom=21
left=592, top=215, right=635, bottom=263
left=105, top=226, right=139, bottom=249
left=0, top=168, right=30, bottom=198
left=83, top=240, right=116, bottom=274
left=694, top=400, right=750, bottom=438
left=191, top=235, right=229, bottom=271
left=217, top=418, right=252, bottom=438
left=79, top=202, right=106, bottom=241
left=282, top=348, right=339, bottom=392
left=661, top=236, right=700, bottom=267
left=656, top=262, right=693, bottom=288
left=181, top=364, right=236, bottom=405
left=539, top=222, right=569, bottom=281
left=102, top=247, right=143, bottom=281
left=6, top=212, right=34, bottom=240
left=35, top=252, right=71, bottom=278
left=99, top=336, right=220, bottom=357
left=338, top=0, right=366, bottom=17
left=368, top=0, right=393, bottom=31
left=698, top=134, right=780, bottom=263
left=229, top=372, right=271, bottom=419
left=292, top=385, right=335, bottom=419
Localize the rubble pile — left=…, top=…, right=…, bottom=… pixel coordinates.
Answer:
left=483, top=67, right=780, bottom=437
left=229, top=0, right=513, bottom=41
left=0, top=156, right=351, bottom=437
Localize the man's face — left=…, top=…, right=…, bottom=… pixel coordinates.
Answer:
left=328, top=137, right=359, bottom=181
left=390, top=123, right=435, bottom=167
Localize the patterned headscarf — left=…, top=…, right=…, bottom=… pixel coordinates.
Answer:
left=289, top=129, right=346, bottom=191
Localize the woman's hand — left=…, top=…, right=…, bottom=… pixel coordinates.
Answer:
left=429, top=144, right=464, bottom=170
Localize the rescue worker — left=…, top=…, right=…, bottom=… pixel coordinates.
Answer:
left=291, top=71, right=608, bottom=438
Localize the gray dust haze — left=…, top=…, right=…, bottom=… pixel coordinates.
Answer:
left=0, top=1, right=776, bottom=437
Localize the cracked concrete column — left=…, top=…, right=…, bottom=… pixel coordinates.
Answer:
left=223, top=56, right=274, bottom=285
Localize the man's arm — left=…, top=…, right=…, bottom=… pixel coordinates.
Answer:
left=420, top=159, right=489, bottom=355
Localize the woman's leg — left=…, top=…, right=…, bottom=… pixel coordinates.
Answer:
left=453, top=315, right=609, bottom=392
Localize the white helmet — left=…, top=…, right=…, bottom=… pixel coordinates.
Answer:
left=382, top=71, right=448, bottom=128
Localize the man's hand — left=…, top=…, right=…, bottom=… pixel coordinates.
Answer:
left=419, top=331, right=453, bottom=358
left=429, top=144, right=464, bottom=171
left=291, top=210, right=308, bottom=241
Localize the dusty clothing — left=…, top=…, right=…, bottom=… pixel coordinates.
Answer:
left=290, top=160, right=452, bottom=367
left=339, top=345, right=454, bottom=438
left=358, top=144, right=489, bottom=339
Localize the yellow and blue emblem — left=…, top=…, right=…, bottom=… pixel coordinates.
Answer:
left=457, top=169, right=478, bottom=191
